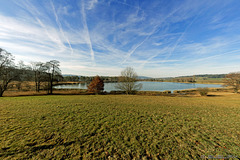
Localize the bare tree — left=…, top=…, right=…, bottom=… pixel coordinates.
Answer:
left=46, top=60, right=62, bottom=94
left=31, top=62, right=47, bottom=92
left=115, top=67, right=142, bottom=94
left=225, top=72, right=240, bottom=93
left=0, top=48, right=16, bottom=97
left=15, top=61, right=33, bottom=91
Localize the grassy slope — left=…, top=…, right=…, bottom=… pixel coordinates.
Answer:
left=0, top=95, right=240, bottom=159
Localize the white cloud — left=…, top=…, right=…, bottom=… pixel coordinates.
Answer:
left=153, top=42, right=163, bottom=46
left=86, top=0, right=98, bottom=10
left=1, top=0, right=240, bottom=77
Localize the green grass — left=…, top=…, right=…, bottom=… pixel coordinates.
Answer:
left=1, top=95, right=240, bottom=159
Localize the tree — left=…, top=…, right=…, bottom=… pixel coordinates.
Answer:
left=0, top=48, right=17, bottom=97
left=16, top=61, right=32, bottom=91
left=31, top=62, right=47, bottom=92
left=225, top=72, right=240, bottom=93
left=87, top=75, right=104, bottom=94
left=115, top=67, right=142, bottom=94
left=46, top=60, right=62, bottom=94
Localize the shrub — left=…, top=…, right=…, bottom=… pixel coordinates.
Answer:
left=163, top=90, right=171, bottom=94
left=197, top=87, right=209, bottom=96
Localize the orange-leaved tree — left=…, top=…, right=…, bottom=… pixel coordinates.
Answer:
left=87, top=75, right=104, bottom=94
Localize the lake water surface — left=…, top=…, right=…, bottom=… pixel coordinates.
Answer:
left=54, top=81, right=223, bottom=92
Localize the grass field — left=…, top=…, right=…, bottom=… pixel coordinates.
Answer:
left=1, top=94, right=240, bottom=159
left=195, top=78, right=224, bottom=85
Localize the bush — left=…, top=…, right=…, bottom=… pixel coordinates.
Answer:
left=197, top=87, right=209, bottom=96
left=163, top=90, right=171, bottom=94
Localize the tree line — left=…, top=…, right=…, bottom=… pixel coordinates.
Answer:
left=63, top=75, right=119, bottom=83
left=0, top=48, right=62, bottom=96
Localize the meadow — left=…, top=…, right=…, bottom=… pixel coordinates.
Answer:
left=1, top=94, right=240, bottom=159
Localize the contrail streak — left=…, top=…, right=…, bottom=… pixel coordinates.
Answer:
left=163, top=7, right=207, bottom=63
left=81, top=0, right=95, bottom=64
left=114, top=0, right=141, bottom=10
left=164, top=18, right=196, bottom=61
left=192, top=49, right=240, bottom=63
left=121, top=6, right=181, bottom=65
left=121, top=37, right=148, bottom=64
left=15, top=0, right=66, bottom=51
left=51, top=0, right=74, bottom=55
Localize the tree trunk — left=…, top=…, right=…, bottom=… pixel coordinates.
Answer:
left=47, top=73, right=51, bottom=94
left=50, top=80, right=53, bottom=94
left=47, top=81, right=50, bottom=94
left=0, top=88, right=4, bottom=97
left=35, top=71, right=38, bottom=92
left=50, top=66, right=54, bottom=95
left=37, top=81, right=40, bottom=92
left=35, top=82, right=38, bottom=92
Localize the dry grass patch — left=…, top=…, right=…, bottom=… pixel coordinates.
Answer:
left=1, top=95, right=240, bottom=159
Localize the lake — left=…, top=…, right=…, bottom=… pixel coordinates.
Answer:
left=54, top=81, right=223, bottom=92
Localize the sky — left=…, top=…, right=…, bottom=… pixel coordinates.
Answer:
left=0, top=0, right=240, bottom=77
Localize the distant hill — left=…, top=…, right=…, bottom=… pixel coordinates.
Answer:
left=177, top=74, right=226, bottom=79
left=138, top=76, right=153, bottom=79
left=63, top=74, right=80, bottom=77
left=62, top=74, right=226, bottom=80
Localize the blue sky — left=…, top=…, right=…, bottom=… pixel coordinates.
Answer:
left=0, top=0, right=240, bottom=77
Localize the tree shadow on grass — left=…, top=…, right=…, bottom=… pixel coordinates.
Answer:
left=206, top=95, right=223, bottom=97
left=0, top=140, right=76, bottom=158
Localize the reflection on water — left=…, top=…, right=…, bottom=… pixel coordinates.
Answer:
left=54, top=81, right=223, bottom=92
left=80, top=83, right=86, bottom=87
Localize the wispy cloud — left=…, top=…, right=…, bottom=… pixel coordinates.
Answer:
left=113, top=0, right=141, bottom=10
left=1, top=0, right=240, bottom=77
left=120, top=4, right=184, bottom=66
left=13, top=0, right=68, bottom=52
left=80, top=0, right=95, bottom=64
left=164, top=16, right=198, bottom=61
left=86, top=0, right=98, bottom=10
left=121, top=37, right=148, bottom=64
left=50, top=0, right=73, bottom=55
